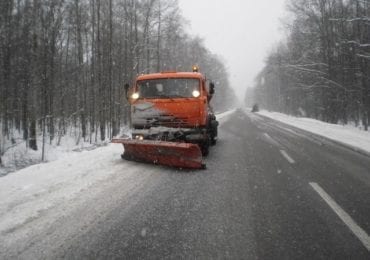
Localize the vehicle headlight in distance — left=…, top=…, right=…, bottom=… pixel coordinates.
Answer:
left=192, top=90, right=200, bottom=97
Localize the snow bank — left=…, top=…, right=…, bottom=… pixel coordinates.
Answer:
left=0, top=126, right=131, bottom=177
left=0, top=144, right=124, bottom=234
left=216, top=109, right=237, bottom=125
left=258, top=110, right=370, bottom=154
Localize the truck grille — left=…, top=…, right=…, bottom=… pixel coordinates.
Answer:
left=146, top=115, right=189, bottom=127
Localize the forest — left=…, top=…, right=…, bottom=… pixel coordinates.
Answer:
left=0, top=0, right=236, bottom=164
left=252, top=0, right=370, bottom=130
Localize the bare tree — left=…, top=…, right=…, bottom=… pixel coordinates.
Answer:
left=253, top=0, right=370, bottom=129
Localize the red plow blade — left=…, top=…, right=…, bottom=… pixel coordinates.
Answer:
left=112, top=139, right=205, bottom=169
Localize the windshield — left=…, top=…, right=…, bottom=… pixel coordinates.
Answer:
left=137, top=78, right=200, bottom=99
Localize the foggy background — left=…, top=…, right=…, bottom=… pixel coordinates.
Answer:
left=178, top=0, right=286, bottom=99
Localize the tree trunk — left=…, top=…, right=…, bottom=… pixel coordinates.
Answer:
left=29, top=117, right=37, bottom=150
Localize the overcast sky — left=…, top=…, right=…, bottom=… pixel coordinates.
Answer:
left=178, top=0, right=287, bottom=99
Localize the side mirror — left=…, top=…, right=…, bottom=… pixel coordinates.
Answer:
left=124, top=83, right=130, bottom=99
left=209, top=82, right=215, bottom=95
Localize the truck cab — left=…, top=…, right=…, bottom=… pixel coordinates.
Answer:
left=126, top=69, right=218, bottom=155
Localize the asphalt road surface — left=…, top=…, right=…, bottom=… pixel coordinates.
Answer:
left=3, top=109, right=370, bottom=259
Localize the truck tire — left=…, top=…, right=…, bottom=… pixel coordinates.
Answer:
left=210, top=127, right=217, bottom=145
left=201, top=145, right=209, bottom=156
left=200, top=139, right=210, bottom=156
left=209, top=117, right=218, bottom=146
left=210, top=136, right=217, bottom=146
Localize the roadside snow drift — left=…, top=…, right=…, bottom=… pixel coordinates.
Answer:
left=258, top=110, right=370, bottom=154
left=0, top=144, right=125, bottom=234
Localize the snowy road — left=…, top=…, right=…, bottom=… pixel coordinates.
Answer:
left=1, top=109, right=370, bottom=259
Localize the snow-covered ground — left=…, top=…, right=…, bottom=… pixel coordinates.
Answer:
left=0, top=144, right=124, bottom=235
left=217, top=109, right=236, bottom=124
left=257, top=110, right=370, bottom=154
left=0, top=126, right=130, bottom=177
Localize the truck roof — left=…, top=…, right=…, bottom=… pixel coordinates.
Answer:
left=136, top=72, right=204, bottom=81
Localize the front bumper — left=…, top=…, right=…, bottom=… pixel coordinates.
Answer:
left=132, top=127, right=207, bottom=142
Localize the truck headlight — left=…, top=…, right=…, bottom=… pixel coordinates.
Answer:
left=131, top=92, right=139, bottom=99
left=192, top=90, right=200, bottom=97
left=134, top=135, right=144, bottom=140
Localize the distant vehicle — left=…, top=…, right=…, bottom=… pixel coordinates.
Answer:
left=252, top=104, right=259, bottom=112
left=112, top=66, right=218, bottom=169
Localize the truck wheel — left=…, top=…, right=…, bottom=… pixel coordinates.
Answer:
left=200, top=140, right=210, bottom=156
left=209, top=119, right=218, bottom=146
left=201, top=145, right=209, bottom=156
left=210, top=137, right=217, bottom=146
left=210, top=131, right=217, bottom=145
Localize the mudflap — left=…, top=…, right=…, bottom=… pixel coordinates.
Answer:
left=111, top=139, right=206, bottom=169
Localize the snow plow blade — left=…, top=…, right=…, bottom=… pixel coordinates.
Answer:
left=111, top=139, right=205, bottom=169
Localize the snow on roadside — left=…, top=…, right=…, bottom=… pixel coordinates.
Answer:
left=0, top=144, right=125, bottom=235
left=217, top=109, right=236, bottom=125
left=0, top=126, right=131, bottom=177
left=0, top=137, right=105, bottom=177
left=257, top=110, right=370, bottom=154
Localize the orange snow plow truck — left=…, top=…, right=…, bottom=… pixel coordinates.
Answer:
left=112, top=66, right=218, bottom=169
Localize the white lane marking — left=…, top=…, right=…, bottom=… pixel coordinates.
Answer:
left=279, top=150, right=295, bottom=164
left=263, top=133, right=280, bottom=147
left=310, top=182, right=370, bottom=251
